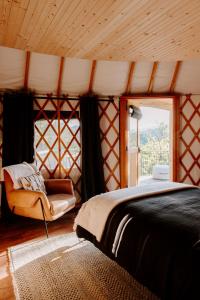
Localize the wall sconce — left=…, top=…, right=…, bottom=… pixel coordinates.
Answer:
left=128, top=105, right=142, bottom=120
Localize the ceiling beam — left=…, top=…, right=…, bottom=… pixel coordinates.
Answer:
left=24, top=51, right=31, bottom=89
left=88, top=60, right=97, bottom=93
left=125, top=62, right=135, bottom=94
left=147, top=61, right=158, bottom=93
left=56, top=56, right=65, bottom=178
left=57, top=56, right=65, bottom=96
left=170, top=61, right=182, bottom=93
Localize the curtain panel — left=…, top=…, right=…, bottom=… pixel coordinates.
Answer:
left=1, top=89, right=35, bottom=219
left=80, top=95, right=105, bottom=202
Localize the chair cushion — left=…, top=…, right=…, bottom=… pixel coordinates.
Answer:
left=48, top=194, right=76, bottom=215
left=20, top=172, right=47, bottom=194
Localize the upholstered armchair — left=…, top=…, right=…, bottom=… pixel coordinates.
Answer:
left=4, top=168, right=76, bottom=237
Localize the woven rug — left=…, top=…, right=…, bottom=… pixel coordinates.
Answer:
left=8, top=232, right=159, bottom=300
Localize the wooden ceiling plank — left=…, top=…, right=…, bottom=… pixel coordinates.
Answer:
left=125, top=62, right=135, bottom=94
left=147, top=62, right=158, bottom=93
left=118, top=0, right=195, bottom=46
left=82, top=0, right=171, bottom=58
left=61, top=0, right=115, bottom=57
left=22, top=0, right=52, bottom=50
left=0, top=0, right=12, bottom=44
left=35, top=1, right=78, bottom=53
left=24, top=51, right=31, bottom=89
left=69, top=0, right=143, bottom=58
left=170, top=61, right=182, bottom=93
left=93, top=1, right=197, bottom=60
left=52, top=0, right=106, bottom=55
left=15, top=0, right=44, bottom=49
left=146, top=22, right=200, bottom=60
left=113, top=0, right=192, bottom=49
left=28, top=0, right=66, bottom=51
left=119, top=2, right=200, bottom=60
left=1, top=0, right=200, bottom=60
left=88, top=60, right=97, bottom=93
left=40, top=0, right=91, bottom=53
left=0, top=1, right=5, bottom=43
left=65, top=0, right=136, bottom=57
left=78, top=0, right=184, bottom=59
left=4, top=4, right=29, bottom=47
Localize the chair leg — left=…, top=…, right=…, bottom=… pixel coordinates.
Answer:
left=39, top=198, right=49, bottom=238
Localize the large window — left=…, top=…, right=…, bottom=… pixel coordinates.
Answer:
left=34, top=99, right=81, bottom=199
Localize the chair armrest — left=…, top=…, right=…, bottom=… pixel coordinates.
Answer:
left=44, top=179, right=74, bottom=195
left=9, top=190, right=50, bottom=210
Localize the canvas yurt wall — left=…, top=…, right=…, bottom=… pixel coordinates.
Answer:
left=0, top=46, right=199, bottom=203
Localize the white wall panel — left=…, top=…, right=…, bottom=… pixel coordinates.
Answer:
left=153, top=62, right=176, bottom=93
left=0, top=46, right=25, bottom=89
left=29, top=52, right=60, bottom=93
left=175, top=60, right=200, bottom=94
left=129, top=62, right=153, bottom=93
left=61, top=58, right=91, bottom=95
left=93, top=60, right=129, bottom=96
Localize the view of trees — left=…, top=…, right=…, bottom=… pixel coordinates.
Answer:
left=129, top=122, right=170, bottom=176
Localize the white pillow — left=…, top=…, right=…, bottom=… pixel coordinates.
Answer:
left=20, top=172, right=47, bottom=194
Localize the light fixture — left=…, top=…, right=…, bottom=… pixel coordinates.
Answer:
left=128, top=105, right=142, bottom=120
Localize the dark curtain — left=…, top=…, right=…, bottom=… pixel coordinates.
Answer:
left=1, top=89, right=35, bottom=220
left=80, top=95, right=106, bottom=202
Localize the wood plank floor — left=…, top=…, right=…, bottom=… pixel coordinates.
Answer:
left=0, top=210, right=77, bottom=300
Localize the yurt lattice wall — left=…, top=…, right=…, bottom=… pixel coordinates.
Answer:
left=0, top=46, right=200, bottom=190
left=34, top=96, right=81, bottom=201
left=99, top=100, right=120, bottom=191
left=179, top=95, right=200, bottom=186
left=34, top=97, right=120, bottom=199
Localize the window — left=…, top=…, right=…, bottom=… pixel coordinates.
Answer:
left=34, top=99, right=81, bottom=199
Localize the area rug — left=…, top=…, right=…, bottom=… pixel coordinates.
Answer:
left=8, top=232, right=158, bottom=300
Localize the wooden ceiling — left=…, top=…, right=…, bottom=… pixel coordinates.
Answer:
left=1, top=0, right=200, bottom=61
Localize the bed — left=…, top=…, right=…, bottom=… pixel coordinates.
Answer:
left=74, top=182, right=200, bottom=300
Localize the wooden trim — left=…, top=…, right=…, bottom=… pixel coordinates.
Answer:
left=88, top=60, right=97, bottom=92
left=120, top=94, right=178, bottom=100
left=122, top=95, right=179, bottom=184
left=147, top=61, right=158, bottom=93
left=119, top=97, right=128, bottom=188
left=170, top=61, right=182, bottom=93
left=125, top=62, right=135, bottom=94
left=57, top=57, right=65, bottom=96
left=57, top=57, right=65, bottom=177
left=57, top=99, right=61, bottom=177
left=172, top=95, right=180, bottom=182
left=24, top=51, right=31, bottom=89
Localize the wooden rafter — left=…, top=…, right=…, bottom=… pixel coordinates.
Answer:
left=125, top=62, right=135, bottom=94
left=119, top=98, right=128, bottom=188
left=57, top=57, right=65, bottom=177
left=170, top=61, right=182, bottom=93
left=57, top=57, right=65, bottom=96
left=88, top=60, right=97, bottom=92
left=147, top=61, right=158, bottom=93
left=24, top=51, right=31, bottom=89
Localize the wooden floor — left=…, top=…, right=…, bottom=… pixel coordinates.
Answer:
left=0, top=210, right=77, bottom=300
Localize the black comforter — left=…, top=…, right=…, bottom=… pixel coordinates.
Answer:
left=77, top=188, right=200, bottom=300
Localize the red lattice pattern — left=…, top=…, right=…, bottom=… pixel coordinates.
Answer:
left=179, top=95, right=200, bottom=186
left=99, top=100, right=120, bottom=191
left=34, top=96, right=81, bottom=200
left=0, top=95, right=120, bottom=195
